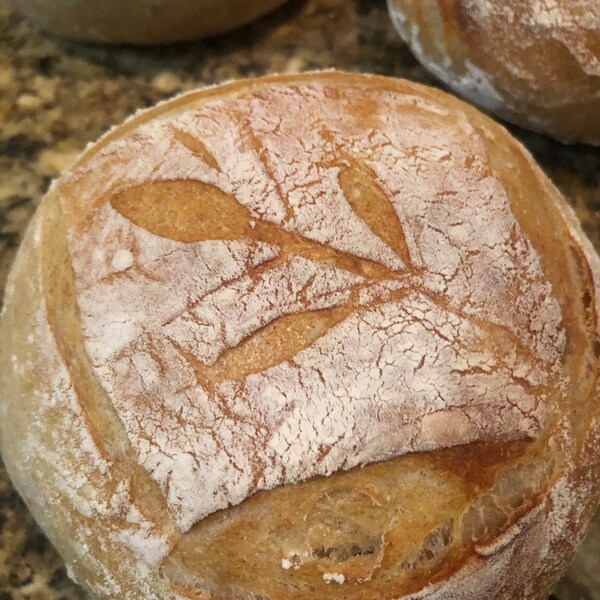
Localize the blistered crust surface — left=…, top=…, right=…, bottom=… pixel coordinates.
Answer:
left=55, top=80, right=566, bottom=532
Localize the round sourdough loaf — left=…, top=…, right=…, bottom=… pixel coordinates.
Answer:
left=387, top=0, right=600, bottom=145
left=10, top=0, right=287, bottom=44
left=0, top=71, right=599, bottom=599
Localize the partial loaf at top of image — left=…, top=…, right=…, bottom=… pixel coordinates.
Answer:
left=388, top=0, right=600, bottom=145
left=8, top=0, right=288, bottom=44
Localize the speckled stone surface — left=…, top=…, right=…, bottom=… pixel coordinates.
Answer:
left=0, top=0, right=598, bottom=598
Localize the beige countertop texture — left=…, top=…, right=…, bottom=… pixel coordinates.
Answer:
left=0, top=0, right=598, bottom=598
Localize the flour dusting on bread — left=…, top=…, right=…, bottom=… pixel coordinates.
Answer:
left=2, top=73, right=598, bottom=600
left=57, top=81, right=564, bottom=531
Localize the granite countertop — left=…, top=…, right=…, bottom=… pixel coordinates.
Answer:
left=0, top=0, right=598, bottom=598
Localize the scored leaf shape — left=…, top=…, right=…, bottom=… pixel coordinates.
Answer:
left=111, top=179, right=252, bottom=243
left=109, top=161, right=538, bottom=391
left=110, top=167, right=414, bottom=383
left=338, top=157, right=413, bottom=267
left=110, top=176, right=404, bottom=280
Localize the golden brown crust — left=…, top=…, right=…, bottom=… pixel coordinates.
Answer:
left=388, top=0, right=600, bottom=145
left=9, top=0, right=288, bottom=44
left=0, top=71, right=599, bottom=599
